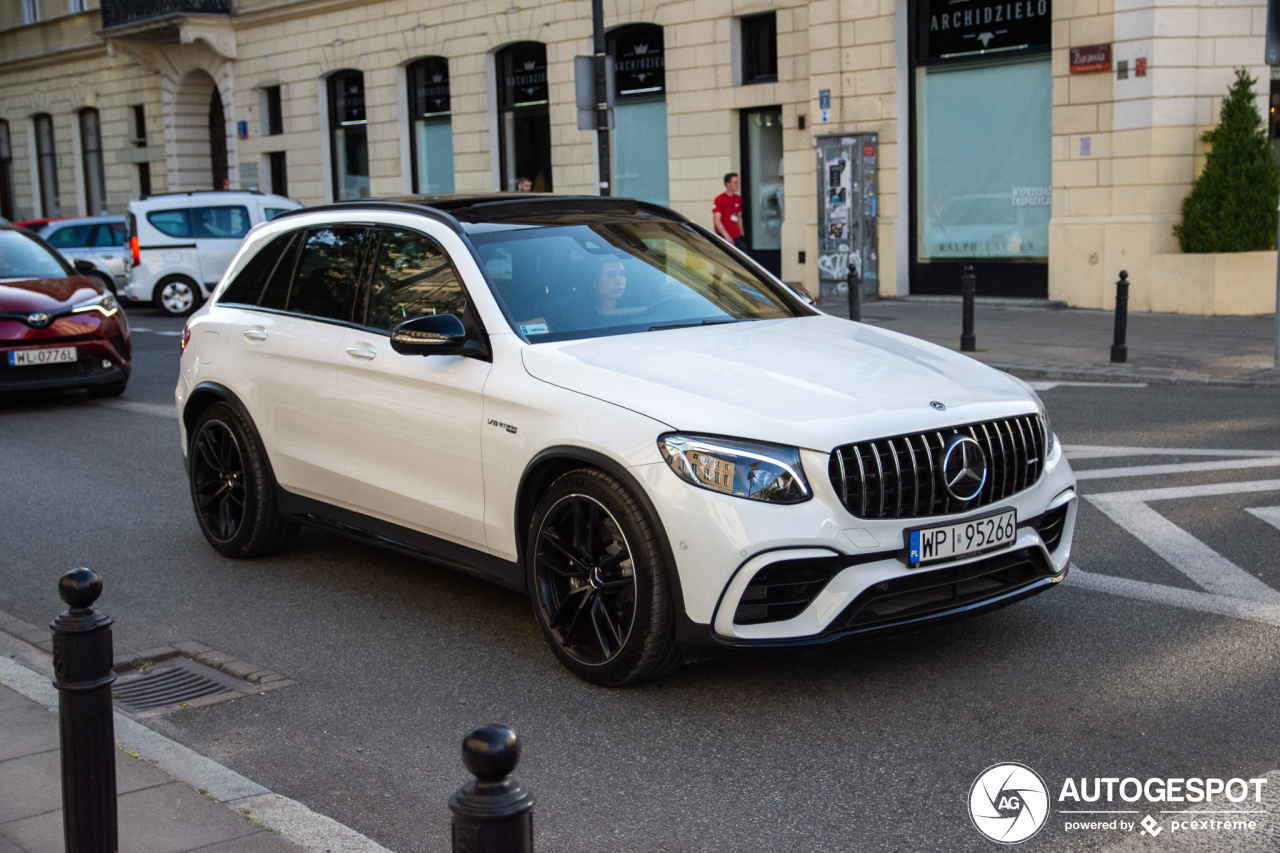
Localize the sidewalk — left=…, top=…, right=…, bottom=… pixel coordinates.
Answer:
left=0, top=625, right=387, bottom=853
left=817, top=295, right=1280, bottom=387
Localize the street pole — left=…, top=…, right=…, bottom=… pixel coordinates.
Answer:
left=592, top=0, right=610, bottom=197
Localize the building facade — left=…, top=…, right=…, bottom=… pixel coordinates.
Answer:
left=0, top=0, right=1272, bottom=313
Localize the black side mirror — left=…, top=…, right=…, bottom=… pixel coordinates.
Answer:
left=73, top=259, right=97, bottom=275
left=391, top=314, right=487, bottom=359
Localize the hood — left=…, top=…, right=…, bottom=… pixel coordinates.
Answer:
left=520, top=314, right=1040, bottom=451
left=0, top=276, right=101, bottom=314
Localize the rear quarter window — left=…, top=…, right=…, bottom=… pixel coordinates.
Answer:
left=193, top=205, right=251, bottom=240
left=147, top=209, right=192, bottom=238
left=220, top=232, right=298, bottom=306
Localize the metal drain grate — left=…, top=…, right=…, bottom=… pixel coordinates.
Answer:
left=112, top=659, right=245, bottom=713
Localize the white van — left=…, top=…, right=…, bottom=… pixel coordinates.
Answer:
left=123, top=191, right=300, bottom=315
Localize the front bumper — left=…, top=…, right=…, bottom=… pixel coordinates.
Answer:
left=636, top=434, right=1077, bottom=646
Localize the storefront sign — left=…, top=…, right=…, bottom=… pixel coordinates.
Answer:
left=920, top=0, right=1051, bottom=61
left=612, top=25, right=664, bottom=97
left=410, top=57, right=451, bottom=117
left=1069, top=43, right=1111, bottom=73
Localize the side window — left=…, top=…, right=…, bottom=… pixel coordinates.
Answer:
left=192, top=205, right=251, bottom=239
left=45, top=224, right=94, bottom=248
left=259, top=233, right=301, bottom=310
left=105, top=223, right=127, bottom=247
left=286, top=226, right=366, bottom=322
left=365, top=229, right=467, bottom=331
left=147, top=209, right=191, bottom=238
left=220, top=232, right=297, bottom=306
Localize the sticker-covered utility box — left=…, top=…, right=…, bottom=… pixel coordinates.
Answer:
left=816, top=133, right=878, bottom=300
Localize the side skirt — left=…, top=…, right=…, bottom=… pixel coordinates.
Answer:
left=275, top=489, right=526, bottom=592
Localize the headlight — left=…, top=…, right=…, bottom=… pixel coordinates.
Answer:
left=658, top=434, right=811, bottom=504
left=71, top=292, right=119, bottom=317
left=1007, top=374, right=1054, bottom=449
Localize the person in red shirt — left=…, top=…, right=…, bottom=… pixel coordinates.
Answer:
left=713, top=172, right=746, bottom=250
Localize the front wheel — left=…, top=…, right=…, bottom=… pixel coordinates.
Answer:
left=188, top=402, right=298, bottom=558
left=527, top=468, right=682, bottom=686
left=154, top=276, right=202, bottom=316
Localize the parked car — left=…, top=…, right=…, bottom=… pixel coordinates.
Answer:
left=38, top=216, right=127, bottom=294
left=0, top=224, right=130, bottom=397
left=13, top=217, right=65, bottom=231
left=124, top=191, right=301, bottom=316
left=176, top=194, right=1076, bottom=685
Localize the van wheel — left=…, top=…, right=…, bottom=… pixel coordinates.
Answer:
left=154, top=276, right=202, bottom=316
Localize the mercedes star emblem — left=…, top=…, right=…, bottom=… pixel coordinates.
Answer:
left=930, top=401, right=946, bottom=411
left=940, top=434, right=988, bottom=502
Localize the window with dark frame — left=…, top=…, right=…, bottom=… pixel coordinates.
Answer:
left=33, top=113, right=59, bottom=217
left=0, top=120, right=13, bottom=221
left=265, top=86, right=283, bottom=136
left=133, top=104, right=147, bottom=146
left=741, top=12, right=778, bottom=85
left=406, top=57, right=455, bottom=193
left=269, top=151, right=287, bottom=197
left=137, top=163, right=151, bottom=199
left=327, top=70, right=369, bottom=200
left=80, top=108, right=107, bottom=216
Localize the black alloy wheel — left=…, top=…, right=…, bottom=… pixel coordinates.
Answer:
left=534, top=493, right=638, bottom=665
left=528, top=468, right=682, bottom=686
left=191, top=418, right=247, bottom=542
left=188, top=402, right=298, bottom=558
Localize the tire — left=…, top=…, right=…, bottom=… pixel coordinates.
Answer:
left=527, top=468, right=682, bottom=686
left=86, top=380, right=127, bottom=398
left=153, top=276, right=202, bottom=316
left=188, top=401, right=298, bottom=559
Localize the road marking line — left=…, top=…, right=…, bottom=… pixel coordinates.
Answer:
left=0, top=655, right=392, bottom=853
left=1076, top=457, right=1280, bottom=481
left=1086, top=495, right=1280, bottom=602
left=90, top=399, right=178, bottom=419
left=1085, top=479, right=1280, bottom=504
left=1246, top=506, right=1280, bottom=531
left=1065, top=445, right=1280, bottom=460
left=1067, top=566, right=1280, bottom=627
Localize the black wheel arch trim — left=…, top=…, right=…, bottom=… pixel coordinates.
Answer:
left=517, top=445, right=688, bottom=616
left=183, top=382, right=273, bottom=476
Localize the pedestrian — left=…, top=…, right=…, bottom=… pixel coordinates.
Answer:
left=713, top=172, right=746, bottom=250
left=516, top=176, right=533, bottom=192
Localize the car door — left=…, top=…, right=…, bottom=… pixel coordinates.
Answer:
left=334, top=225, right=492, bottom=551
left=227, top=225, right=369, bottom=500
left=192, top=204, right=253, bottom=291
left=90, top=221, right=128, bottom=287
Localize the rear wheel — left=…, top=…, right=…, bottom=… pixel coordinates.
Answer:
left=528, top=468, right=681, bottom=686
left=89, top=271, right=115, bottom=294
left=188, top=402, right=298, bottom=558
left=154, top=276, right=202, bottom=316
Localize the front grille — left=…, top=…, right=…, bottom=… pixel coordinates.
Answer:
left=734, top=558, right=843, bottom=625
left=829, top=415, right=1046, bottom=520
left=835, top=547, right=1055, bottom=631
left=1033, top=504, right=1069, bottom=552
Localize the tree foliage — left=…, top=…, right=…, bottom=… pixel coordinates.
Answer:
left=1174, top=68, right=1280, bottom=253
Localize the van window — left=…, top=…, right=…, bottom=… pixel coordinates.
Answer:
left=365, top=228, right=466, bottom=331
left=147, top=209, right=191, bottom=238
left=193, top=205, right=251, bottom=240
left=220, top=232, right=297, bottom=306
left=286, top=226, right=366, bottom=321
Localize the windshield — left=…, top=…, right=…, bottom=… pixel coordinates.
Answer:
left=467, top=219, right=804, bottom=342
left=0, top=230, right=68, bottom=279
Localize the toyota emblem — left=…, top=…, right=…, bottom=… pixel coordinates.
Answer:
left=940, top=435, right=987, bottom=502
left=26, top=312, right=51, bottom=328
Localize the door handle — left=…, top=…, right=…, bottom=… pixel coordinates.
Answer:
left=243, top=328, right=267, bottom=341
left=345, top=345, right=377, bottom=361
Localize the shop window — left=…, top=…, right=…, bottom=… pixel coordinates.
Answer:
left=406, top=57, right=455, bottom=193
left=608, top=24, right=669, bottom=205
left=496, top=42, right=552, bottom=192
left=327, top=70, right=369, bottom=201
left=0, top=120, right=13, bottom=221
left=80, top=108, right=107, bottom=215
left=34, top=113, right=59, bottom=217
left=741, top=13, right=777, bottom=85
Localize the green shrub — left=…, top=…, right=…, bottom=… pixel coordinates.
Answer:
left=1174, top=68, right=1280, bottom=253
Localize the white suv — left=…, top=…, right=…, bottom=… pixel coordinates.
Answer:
left=176, top=195, right=1077, bottom=685
left=124, top=191, right=299, bottom=315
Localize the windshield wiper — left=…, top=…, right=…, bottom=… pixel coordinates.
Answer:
left=647, top=319, right=741, bottom=332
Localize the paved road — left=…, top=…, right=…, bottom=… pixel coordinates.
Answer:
left=2, top=305, right=1279, bottom=852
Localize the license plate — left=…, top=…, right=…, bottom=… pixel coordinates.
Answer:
left=907, top=509, right=1017, bottom=567
left=8, top=347, right=76, bottom=366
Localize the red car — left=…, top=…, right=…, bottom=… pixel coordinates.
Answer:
left=0, top=224, right=131, bottom=397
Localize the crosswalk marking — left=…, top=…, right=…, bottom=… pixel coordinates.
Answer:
left=1247, top=506, right=1280, bottom=531
left=1075, top=457, right=1280, bottom=481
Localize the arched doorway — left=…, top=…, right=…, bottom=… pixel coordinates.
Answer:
left=172, top=70, right=229, bottom=191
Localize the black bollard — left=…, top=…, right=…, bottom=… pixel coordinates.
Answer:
left=50, top=568, right=118, bottom=853
left=846, top=260, right=861, bottom=322
left=450, top=725, right=534, bottom=853
left=960, top=265, right=976, bottom=352
left=1111, top=270, right=1130, bottom=363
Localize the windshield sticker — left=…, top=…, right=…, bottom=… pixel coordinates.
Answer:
left=520, top=323, right=550, bottom=336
